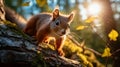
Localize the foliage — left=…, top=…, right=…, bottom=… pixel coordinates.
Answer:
left=108, top=29, right=118, bottom=41
left=85, top=16, right=97, bottom=23
left=63, top=38, right=104, bottom=67
left=102, top=47, right=111, bottom=57
left=76, top=25, right=88, bottom=30
left=36, top=0, right=47, bottom=7
left=21, top=1, right=30, bottom=6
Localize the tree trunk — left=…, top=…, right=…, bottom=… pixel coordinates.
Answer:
left=96, top=0, right=120, bottom=67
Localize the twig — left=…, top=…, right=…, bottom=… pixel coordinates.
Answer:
left=112, top=49, right=120, bottom=56
left=67, top=35, right=102, bottom=56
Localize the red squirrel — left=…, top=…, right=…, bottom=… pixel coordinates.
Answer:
left=23, top=8, right=74, bottom=56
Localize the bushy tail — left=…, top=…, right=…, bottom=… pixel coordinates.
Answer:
left=4, top=7, right=27, bottom=29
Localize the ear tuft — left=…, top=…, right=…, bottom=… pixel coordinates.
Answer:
left=68, top=11, right=75, bottom=22
left=53, top=7, right=59, bottom=19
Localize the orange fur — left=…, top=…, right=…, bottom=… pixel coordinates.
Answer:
left=23, top=8, right=74, bottom=56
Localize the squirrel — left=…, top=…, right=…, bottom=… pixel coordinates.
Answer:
left=23, top=8, right=75, bottom=56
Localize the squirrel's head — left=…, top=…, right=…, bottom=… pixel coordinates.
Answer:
left=50, top=8, right=75, bottom=36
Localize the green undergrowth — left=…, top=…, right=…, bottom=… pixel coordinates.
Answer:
left=63, top=38, right=105, bottom=67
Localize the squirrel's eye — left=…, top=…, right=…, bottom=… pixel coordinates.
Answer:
left=55, top=20, right=60, bottom=25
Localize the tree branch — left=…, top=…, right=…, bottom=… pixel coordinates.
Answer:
left=67, top=35, right=102, bottom=56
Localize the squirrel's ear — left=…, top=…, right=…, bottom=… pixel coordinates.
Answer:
left=68, top=12, right=75, bottom=21
left=68, top=11, right=75, bottom=23
left=53, top=7, right=59, bottom=19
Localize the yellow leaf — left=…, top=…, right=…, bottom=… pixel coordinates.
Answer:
left=108, top=29, right=118, bottom=41
left=36, top=0, right=47, bottom=7
left=22, top=2, right=30, bottom=6
left=102, top=47, right=111, bottom=57
left=76, top=25, right=88, bottom=30
left=85, top=16, right=96, bottom=23
left=77, top=53, right=89, bottom=64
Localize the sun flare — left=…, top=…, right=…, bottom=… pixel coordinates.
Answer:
left=87, top=3, right=101, bottom=16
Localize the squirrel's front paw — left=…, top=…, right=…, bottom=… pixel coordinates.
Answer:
left=57, top=49, right=65, bottom=56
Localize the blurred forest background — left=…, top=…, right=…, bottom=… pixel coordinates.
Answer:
left=4, top=0, right=120, bottom=67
